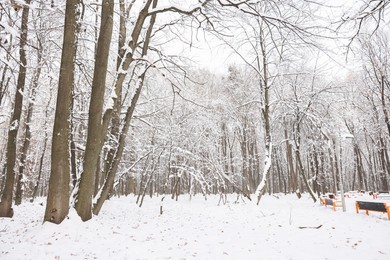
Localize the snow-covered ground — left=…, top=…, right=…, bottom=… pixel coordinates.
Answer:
left=1, top=193, right=389, bottom=260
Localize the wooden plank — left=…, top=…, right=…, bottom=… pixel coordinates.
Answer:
left=356, top=201, right=386, bottom=212
left=325, top=198, right=334, bottom=206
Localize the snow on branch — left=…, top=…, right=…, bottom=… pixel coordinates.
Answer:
left=343, top=0, right=388, bottom=22
left=170, top=165, right=208, bottom=194
left=254, top=141, right=273, bottom=204
left=148, top=1, right=208, bottom=16
left=339, top=0, right=389, bottom=49
left=216, top=0, right=252, bottom=8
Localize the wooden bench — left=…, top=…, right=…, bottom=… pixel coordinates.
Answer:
left=355, top=201, right=390, bottom=220
left=320, top=198, right=342, bottom=211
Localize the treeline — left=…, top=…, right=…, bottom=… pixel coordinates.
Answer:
left=0, top=0, right=389, bottom=223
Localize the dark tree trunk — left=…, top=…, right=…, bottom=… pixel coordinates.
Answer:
left=75, top=0, right=115, bottom=221
left=15, top=38, right=43, bottom=205
left=92, top=0, right=157, bottom=215
left=0, top=1, right=30, bottom=217
left=44, top=0, right=80, bottom=224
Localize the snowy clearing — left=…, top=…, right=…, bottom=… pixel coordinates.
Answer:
left=1, top=194, right=390, bottom=260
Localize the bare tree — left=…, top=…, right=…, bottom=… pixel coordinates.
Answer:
left=92, top=0, right=158, bottom=216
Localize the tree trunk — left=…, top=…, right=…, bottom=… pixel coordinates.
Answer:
left=293, top=119, right=316, bottom=203
left=75, top=0, right=114, bottom=221
left=0, top=1, right=30, bottom=217
left=354, top=144, right=366, bottom=191
left=284, top=123, right=300, bottom=198
left=0, top=33, right=13, bottom=106
left=255, top=21, right=272, bottom=204
left=92, top=0, right=157, bottom=215
left=44, top=0, right=80, bottom=224
left=30, top=140, right=46, bottom=203
left=274, top=148, right=284, bottom=193
left=93, top=69, right=149, bottom=215
left=380, top=76, right=390, bottom=137
left=378, top=136, right=389, bottom=191
left=100, top=0, right=130, bottom=198
left=15, top=38, right=43, bottom=205
left=0, top=166, right=6, bottom=196
left=99, top=0, right=153, bottom=139
left=332, top=138, right=340, bottom=193
left=30, top=79, right=52, bottom=203
left=296, top=148, right=317, bottom=202
left=328, top=145, right=337, bottom=195
left=239, top=122, right=250, bottom=194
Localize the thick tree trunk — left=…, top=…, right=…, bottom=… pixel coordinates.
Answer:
left=93, top=70, right=148, bottom=215
left=100, top=0, right=129, bottom=198
left=100, top=0, right=153, bottom=138
left=44, top=0, right=80, bottom=224
left=92, top=0, right=157, bottom=215
left=75, top=0, right=115, bottom=221
left=0, top=1, right=30, bottom=217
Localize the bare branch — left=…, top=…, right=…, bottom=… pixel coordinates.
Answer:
left=147, top=1, right=210, bottom=16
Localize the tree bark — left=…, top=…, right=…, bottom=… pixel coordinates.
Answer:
left=92, top=0, right=157, bottom=215
left=93, top=68, right=149, bottom=215
left=30, top=80, right=52, bottom=203
left=296, top=148, right=317, bottom=202
left=15, top=37, right=43, bottom=205
left=292, top=117, right=316, bottom=203
left=284, top=122, right=301, bottom=198
left=44, top=0, right=80, bottom=224
left=100, top=0, right=129, bottom=200
left=75, top=0, right=115, bottom=221
left=0, top=0, right=30, bottom=217
left=255, top=20, right=272, bottom=204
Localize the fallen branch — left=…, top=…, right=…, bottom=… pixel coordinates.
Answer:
left=160, top=196, right=165, bottom=215
left=298, top=224, right=323, bottom=229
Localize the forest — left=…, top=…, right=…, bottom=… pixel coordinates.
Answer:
left=0, top=0, right=389, bottom=224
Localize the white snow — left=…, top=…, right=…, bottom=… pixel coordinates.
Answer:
left=0, top=21, right=19, bottom=38
left=9, top=119, right=19, bottom=131
left=255, top=148, right=272, bottom=198
left=1, top=193, right=390, bottom=259
left=104, top=89, right=118, bottom=112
